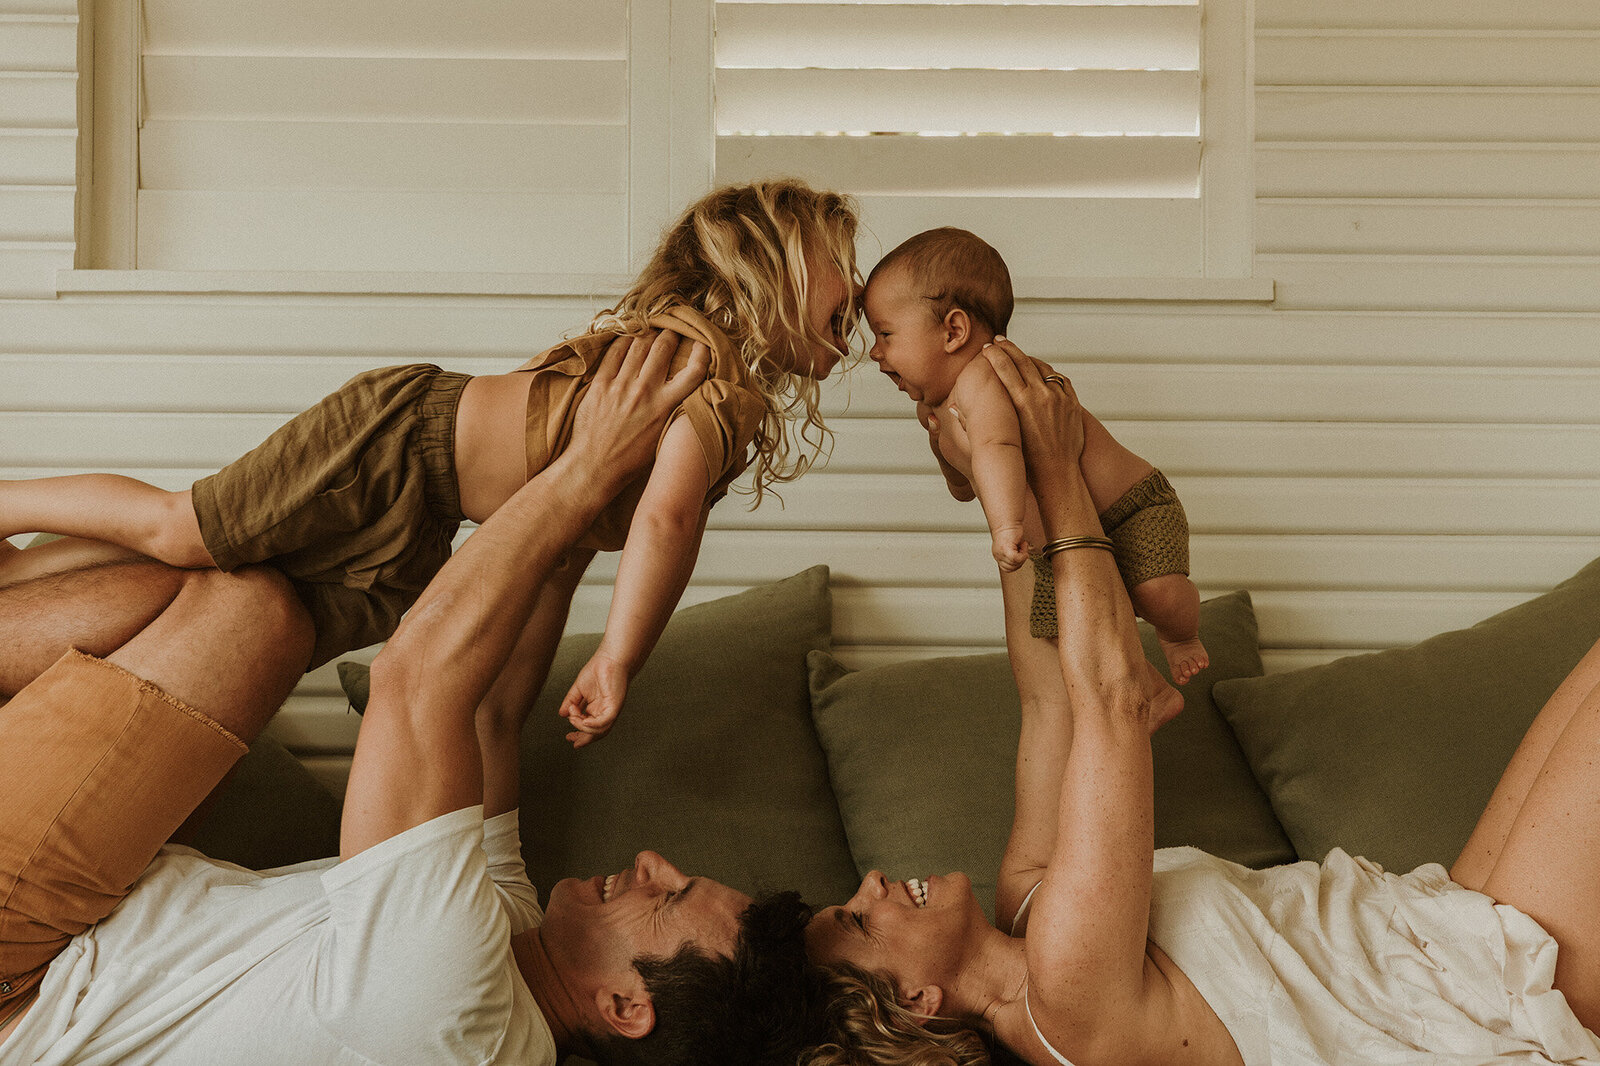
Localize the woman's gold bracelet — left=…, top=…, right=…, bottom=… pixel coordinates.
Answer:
left=1040, top=535, right=1114, bottom=559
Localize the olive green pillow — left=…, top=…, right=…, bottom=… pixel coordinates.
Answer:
left=1213, top=555, right=1600, bottom=874
left=180, top=734, right=343, bottom=869
left=808, top=591, right=1290, bottom=920
left=341, top=565, right=860, bottom=907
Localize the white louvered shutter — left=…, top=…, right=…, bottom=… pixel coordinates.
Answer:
left=130, top=0, right=631, bottom=274
left=714, top=0, right=1208, bottom=278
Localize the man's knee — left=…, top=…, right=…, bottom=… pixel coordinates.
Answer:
left=195, top=566, right=314, bottom=667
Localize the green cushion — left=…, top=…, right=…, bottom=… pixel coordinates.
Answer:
left=808, top=591, right=1288, bottom=920
left=182, top=735, right=343, bottom=869
left=1213, top=555, right=1600, bottom=873
left=341, top=565, right=860, bottom=907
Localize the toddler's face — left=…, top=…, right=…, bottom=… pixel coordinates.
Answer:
left=794, top=265, right=853, bottom=380
left=863, top=267, right=960, bottom=406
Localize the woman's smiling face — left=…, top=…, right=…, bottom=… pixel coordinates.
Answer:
left=805, top=869, right=984, bottom=1004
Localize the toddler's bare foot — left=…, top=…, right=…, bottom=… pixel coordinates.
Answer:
left=1144, top=662, right=1184, bottom=733
left=1159, top=635, right=1209, bottom=685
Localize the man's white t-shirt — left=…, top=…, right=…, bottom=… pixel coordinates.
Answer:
left=4, top=807, right=555, bottom=1066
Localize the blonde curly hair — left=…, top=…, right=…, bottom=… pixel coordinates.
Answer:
left=801, top=963, right=992, bottom=1066
left=593, top=178, right=863, bottom=505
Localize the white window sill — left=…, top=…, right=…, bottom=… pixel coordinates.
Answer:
left=55, top=270, right=637, bottom=297
left=57, top=270, right=1275, bottom=303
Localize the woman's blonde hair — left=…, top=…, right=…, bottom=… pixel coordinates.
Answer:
left=595, top=178, right=863, bottom=505
left=800, top=963, right=992, bottom=1066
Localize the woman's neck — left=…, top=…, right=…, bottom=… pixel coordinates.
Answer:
left=944, top=923, right=1030, bottom=1032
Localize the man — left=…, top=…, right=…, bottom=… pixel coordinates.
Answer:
left=0, top=332, right=818, bottom=1065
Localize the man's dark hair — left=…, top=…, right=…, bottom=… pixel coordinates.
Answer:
left=592, top=890, right=822, bottom=1066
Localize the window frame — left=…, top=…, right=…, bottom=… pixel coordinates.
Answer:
left=63, top=0, right=1268, bottom=302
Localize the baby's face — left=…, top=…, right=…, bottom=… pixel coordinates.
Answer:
left=863, top=267, right=961, bottom=406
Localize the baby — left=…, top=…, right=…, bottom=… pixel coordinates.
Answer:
left=863, top=227, right=1209, bottom=683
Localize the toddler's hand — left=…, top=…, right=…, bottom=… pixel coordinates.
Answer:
left=559, top=652, right=630, bottom=748
left=991, top=526, right=1030, bottom=572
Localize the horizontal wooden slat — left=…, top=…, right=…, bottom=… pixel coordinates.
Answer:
left=0, top=14, right=76, bottom=71
left=716, top=4, right=1198, bottom=70
left=1258, top=0, right=1600, bottom=32
left=135, top=189, right=628, bottom=273
left=1257, top=87, right=1600, bottom=142
left=701, top=474, right=1600, bottom=536
left=590, top=529, right=1600, bottom=595
left=0, top=0, right=76, bottom=14
left=1257, top=199, right=1600, bottom=256
left=9, top=408, right=1599, bottom=483
left=0, top=185, right=73, bottom=241
left=1256, top=143, right=1600, bottom=199
left=717, top=134, right=1199, bottom=198
left=140, top=121, right=627, bottom=192
left=723, top=0, right=1198, bottom=5
left=1247, top=589, right=1538, bottom=650
left=0, top=240, right=71, bottom=297
left=1260, top=254, right=1600, bottom=312
left=1257, top=30, right=1600, bottom=88
left=0, top=129, right=75, bottom=184
left=3, top=302, right=1598, bottom=369
left=0, top=298, right=618, bottom=359
left=143, top=0, right=624, bottom=58
left=558, top=584, right=1565, bottom=651
left=0, top=71, right=75, bottom=128
left=717, top=69, right=1198, bottom=134
left=857, top=194, right=1202, bottom=279
left=141, top=56, right=627, bottom=124
left=827, top=360, right=1600, bottom=423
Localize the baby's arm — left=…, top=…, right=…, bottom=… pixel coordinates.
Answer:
left=950, top=360, right=1031, bottom=572
left=916, top=401, right=975, bottom=502
left=0, top=474, right=213, bottom=568
left=558, top=415, right=711, bottom=747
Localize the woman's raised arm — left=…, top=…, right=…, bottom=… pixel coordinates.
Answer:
left=983, top=339, right=1164, bottom=1062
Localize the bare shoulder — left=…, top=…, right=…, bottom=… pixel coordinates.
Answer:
left=952, top=351, right=1005, bottom=399
left=949, top=355, right=1019, bottom=427
left=1015, top=945, right=1242, bottom=1066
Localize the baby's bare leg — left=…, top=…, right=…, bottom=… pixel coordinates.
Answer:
left=1473, top=647, right=1600, bottom=1031
left=0, top=475, right=214, bottom=569
left=1130, top=573, right=1208, bottom=684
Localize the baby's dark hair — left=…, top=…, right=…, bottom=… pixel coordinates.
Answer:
left=869, top=227, right=1013, bottom=337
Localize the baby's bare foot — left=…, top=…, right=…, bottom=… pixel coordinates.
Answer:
left=1160, top=636, right=1210, bottom=685
left=1144, top=662, right=1184, bottom=733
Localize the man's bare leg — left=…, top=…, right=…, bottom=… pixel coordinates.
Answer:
left=0, top=549, right=312, bottom=740
left=105, top=564, right=313, bottom=742
left=0, top=552, right=192, bottom=698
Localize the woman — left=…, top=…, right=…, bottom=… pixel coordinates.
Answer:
left=804, top=339, right=1600, bottom=1066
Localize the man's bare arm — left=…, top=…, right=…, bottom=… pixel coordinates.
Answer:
left=339, top=331, right=709, bottom=859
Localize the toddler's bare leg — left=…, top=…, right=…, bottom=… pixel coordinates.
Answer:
left=1473, top=649, right=1600, bottom=1032
left=1130, top=573, right=1209, bottom=684
left=0, top=475, right=214, bottom=569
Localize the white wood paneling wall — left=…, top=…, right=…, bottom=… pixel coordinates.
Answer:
left=4, top=0, right=1599, bottom=792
